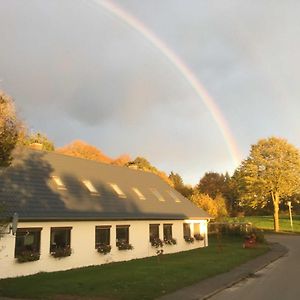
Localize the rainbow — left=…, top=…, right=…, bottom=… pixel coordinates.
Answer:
left=92, top=0, right=242, bottom=166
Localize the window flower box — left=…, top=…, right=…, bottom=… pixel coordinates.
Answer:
left=164, top=238, right=177, bottom=245
left=16, top=251, right=40, bottom=263
left=184, top=236, right=194, bottom=243
left=151, top=238, right=163, bottom=248
left=116, top=241, right=133, bottom=251
left=97, top=244, right=112, bottom=255
left=50, top=245, right=71, bottom=258
left=194, top=234, right=204, bottom=241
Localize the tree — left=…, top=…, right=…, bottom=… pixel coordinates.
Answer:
left=126, top=157, right=173, bottom=186
left=57, top=140, right=130, bottom=167
left=222, top=173, right=240, bottom=215
left=190, top=192, right=218, bottom=218
left=126, top=157, right=155, bottom=171
left=22, top=132, right=55, bottom=151
left=190, top=192, right=228, bottom=219
left=214, top=194, right=228, bottom=218
left=0, top=91, right=20, bottom=167
left=0, top=91, right=21, bottom=237
left=197, top=172, right=226, bottom=199
left=169, top=171, right=194, bottom=198
left=57, top=140, right=113, bottom=163
left=111, top=154, right=131, bottom=166
left=169, top=172, right=184, bottom=189
left=234, top=137, right=300, bottom=232
left=197, top=171, right=237, bottom=214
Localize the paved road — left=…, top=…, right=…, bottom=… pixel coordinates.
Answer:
left=210, top=234, right=300, bottom=300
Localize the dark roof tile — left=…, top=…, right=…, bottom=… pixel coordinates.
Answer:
left=0, top=149, right=210, bottom=221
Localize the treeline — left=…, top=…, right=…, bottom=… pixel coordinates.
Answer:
left=2, top=91, right=300, bottom=231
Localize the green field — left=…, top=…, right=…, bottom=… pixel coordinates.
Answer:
left=232, top=215, right=300, bottom=233
left=0, top=236, right=268, bottom=300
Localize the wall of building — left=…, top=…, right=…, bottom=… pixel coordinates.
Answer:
left=0, top=219, right=208, bottom=279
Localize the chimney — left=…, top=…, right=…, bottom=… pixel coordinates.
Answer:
left=29, top=143, right=43, bottom=151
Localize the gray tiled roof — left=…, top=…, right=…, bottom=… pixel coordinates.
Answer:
left=0, top=149, right=210, bottom=221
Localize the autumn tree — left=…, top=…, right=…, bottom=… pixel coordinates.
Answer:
left=190, top=192, right=217, bottom=218
left=126, top=157, right=173, bottom=186
left=197, top=171, right=236, bottom=214
left=0, top=91, right=22, bottom=235
left=234, top=137, right=300, bottom=232
left=126, top=157, right=153, bottom=171
left=57, top=140, right=113, bottom=163
left=214, top=194, right=228, bottom=218
left=22, top=132, right=55, bottom=151
left=111, top=154, right=131, bottom=166
left=169, top=172, right=184, bottom=189
left=0, top=91, right=20, bottom=167
left=190, top=191, right=228, bottom=219
left=57, top=140, right=131, bottom=167
left=169, top=171, right=193, bottom=198
left=197, top=172, right=227, bottom=199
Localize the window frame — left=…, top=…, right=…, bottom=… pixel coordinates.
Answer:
left=50, top=227, right=72, bottom=253
left=95, top=226, right=111, bottom=248
left=183, top=223, right=191, bottom=238
left=14, top=228, right=42, bottom=258
left=163, top=224, right=173, bottom=241
left=149, top=224, right=160, bottom=242
left=116, top=225, right=130, bottom=245
left=193, top=223, right=200, bottom=236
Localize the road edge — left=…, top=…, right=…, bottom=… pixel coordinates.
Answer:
left=157, top=241, right=288, bottom=300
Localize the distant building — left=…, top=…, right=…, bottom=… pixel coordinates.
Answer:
left=0, top=149, right=210, bottom=279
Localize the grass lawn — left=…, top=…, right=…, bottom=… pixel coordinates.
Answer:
left=232, top=215, right=300, bottom=233
left=0, top=236, right=268, bottom=300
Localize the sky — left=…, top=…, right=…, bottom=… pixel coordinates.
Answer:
left=1, top=0, right=300, bottom=185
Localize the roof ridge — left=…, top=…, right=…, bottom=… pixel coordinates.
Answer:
left=18, top=148, right=164, bottom=179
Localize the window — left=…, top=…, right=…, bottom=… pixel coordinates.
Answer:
left=95, top=226, right=111, bottom=247
left=168, top=190, right=181, bottom=203
left=109, top=183, right=126, bottom=198
left=50, top=227, right=72, bottom=252
left=116, top=225, right=130, bottom=244
left=149, top=224, right=159, bottom=242
left=132, top=187, right=146, bottom=200
left=163, top=224, right=173, bottom=241
left=183, top=223, right=191, bottom=238
left=193, top=223, right=203, bottom=241
left=82, top=180, right=99, bottom=196
left=52, top=175, right=66, bottom=190
left=194, top=223, right=200, bottom=236
left=150, top=188, right=165, bottom=202
left=15, top=228, right=42, bottom=258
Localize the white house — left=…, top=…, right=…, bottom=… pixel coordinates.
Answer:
left=0, top=149, right=210, bottom=279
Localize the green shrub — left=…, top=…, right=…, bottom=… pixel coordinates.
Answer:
left=209, top=222, right=265, bottom=242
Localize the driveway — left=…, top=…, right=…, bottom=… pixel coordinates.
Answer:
left=210, top=234, right=300, bottom=300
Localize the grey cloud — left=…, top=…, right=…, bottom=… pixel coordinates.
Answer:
left=1, top=0, right=300, bottom=184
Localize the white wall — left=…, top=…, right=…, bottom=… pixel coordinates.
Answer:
left=0, top=219, right=208, bottom=279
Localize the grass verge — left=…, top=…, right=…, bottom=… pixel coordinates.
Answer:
left=232, top=215, right=300, bottom=233
left=0, top=236, right=269, bottom=300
